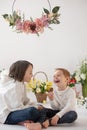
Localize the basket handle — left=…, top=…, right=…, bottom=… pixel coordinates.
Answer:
left=33, top=71, right=48, bottom=81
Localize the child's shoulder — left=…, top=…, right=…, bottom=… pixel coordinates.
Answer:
left=68, top=87, right=76, bottom=95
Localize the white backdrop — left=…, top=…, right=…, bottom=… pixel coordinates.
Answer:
left=0, top=0, right=87, bottom=80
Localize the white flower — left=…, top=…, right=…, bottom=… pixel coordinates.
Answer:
left=44, top=85, right=47, bottom=90
left=83, top=60, right=87, bottom=64
left=73, top=57, right=87, bottom=85
left=0, top=69, right=10, bottom=83
left=0, top=69, right=9, bottom=79
left=1, top=69, right=8, bottom=75
left=80, top=73, right=86, bottom=80
left=36, top=88, right=41, bottom=93
left=75, top=74, right=81, bottom=82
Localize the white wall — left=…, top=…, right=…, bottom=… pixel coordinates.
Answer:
left=0, top=0, right=87, bottom=80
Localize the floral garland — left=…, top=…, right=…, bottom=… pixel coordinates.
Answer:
left=2, top=0, right=60, bottom=36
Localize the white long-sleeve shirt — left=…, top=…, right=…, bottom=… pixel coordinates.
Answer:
left=0, top=74, right=36, bottom=123
left=49, top=86, right=77, bottom=118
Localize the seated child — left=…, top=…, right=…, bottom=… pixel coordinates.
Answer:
left=47, top=68, right=77, bottom=126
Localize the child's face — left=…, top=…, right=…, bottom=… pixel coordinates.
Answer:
left=23, top=65, right=33, bottom=82
left=53, top=70, right=69, bottom=88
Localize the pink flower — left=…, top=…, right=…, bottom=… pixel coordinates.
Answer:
left=35, top=18, right=44, bottom=33
left=15, top=19, right=23, bottom=31
left=23, top=20, right=38, bottom=34
left=22, top=20, right=31, bottom=33
left=29, top=22, right=37, bottom=33
left=40, top=15, right=49, bottom=27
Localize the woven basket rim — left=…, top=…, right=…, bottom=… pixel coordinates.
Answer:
left=33, top=71, right=48, bottom=81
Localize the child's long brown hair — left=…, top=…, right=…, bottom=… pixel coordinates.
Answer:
left=9, top=60, right=33, bottom=81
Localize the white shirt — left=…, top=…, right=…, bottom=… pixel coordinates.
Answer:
left=49, top=86, right=77, bottom=118
left=0, top=75, right=36, bottom=123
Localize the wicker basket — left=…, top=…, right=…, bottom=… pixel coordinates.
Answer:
left=35, top=93, right=47, bottom=103
left=33, top=71, right=48, bottom=103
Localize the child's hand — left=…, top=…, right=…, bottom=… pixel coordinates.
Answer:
left=38, top=105, right=44, bottom=110
left=47, top=91, right=54, bottom=100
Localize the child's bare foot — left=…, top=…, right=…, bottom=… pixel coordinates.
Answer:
left=42, top=120, right=49, bottom=128
left=24, top=122, right=42, bottom=130
left=18, top=120, right=33, bottom=126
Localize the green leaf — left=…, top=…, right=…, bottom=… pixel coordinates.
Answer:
left=2, top=14, right=8, bottom=19
left=30, top=17, right=33, bottom=22
left=43, top=8, right=50, bottom=14
left=48, top=26, right=53, bottom=30
left=69, top=84, right=74, bottom=87
left=52, top=6, right=60, bottom=13
left=54, top=19, right=60, bottom=24
left=13, top=11, right=18, bottom=19
left=9, top=20, right=15, bottom=26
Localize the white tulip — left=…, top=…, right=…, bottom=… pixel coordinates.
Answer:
left=44, top=85, right=47, bottom=89
left=75, top=74, right=81, bottom=82
left=83, top=60, right=87, bottom=64
left=80, top=73, right=86, bottom=80
left=36, top=88, right=41, bottom=93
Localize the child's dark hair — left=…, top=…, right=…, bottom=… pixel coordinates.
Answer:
left=9, top=60, right=33, bottom=81
left=55, top=68, right=70, bottom=78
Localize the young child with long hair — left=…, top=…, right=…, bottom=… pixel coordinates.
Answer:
left=0, top=60, right=59, bottom=130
